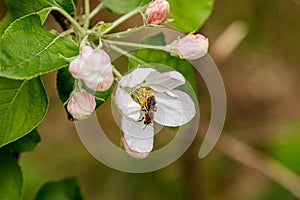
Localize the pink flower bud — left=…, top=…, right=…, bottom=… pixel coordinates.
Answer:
left=146, top=0, right=170, bottom=25
left=68, top=58, right=81, bottom=78
left=95, top=73, right=114, bottom=91
left=67, top=90, right=96, bottom=120
left=123, top=139, right=150, bottom=159
left=166, top=34, right=209, bottom=60
left=79, top=45, right=93, bottom=60
left=68, top=46, right=113, bottom=91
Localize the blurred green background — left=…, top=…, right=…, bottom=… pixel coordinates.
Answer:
left=1, top=0, right=300, bottom=199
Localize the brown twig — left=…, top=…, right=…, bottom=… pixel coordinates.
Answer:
left=216, top=134, right=300, bottom=199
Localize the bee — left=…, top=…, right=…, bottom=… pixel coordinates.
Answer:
left=139, top=95, right=157, bottom=128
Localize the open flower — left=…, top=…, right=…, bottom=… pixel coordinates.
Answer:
left=146, top=0, right=170, bottom=25
left=115, top=68, right=195, bottom=155
left=69, top=45, right=114, bottom=91
left=166, top=34, right=209, bottom=60
left=67, top=90, right=96, bottom=120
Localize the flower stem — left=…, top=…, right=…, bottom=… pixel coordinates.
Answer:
left=83, top=0, right=90, bottom=29
left=89, top=2, right=104, bottom=19
left=102, top=25, right=146, bottom=39
left=112, top=66, right=123, bottom=80
left=105, top=40, right=166, bottom=51
left=217, top=134, right=300, bottom=199
left=108, top=45, right=147, bottom=65
left=59, top=28, right=75, bottom=37
left=101, top=5, right=147, bottom=35
left=53, top=7, right=85, bottom=36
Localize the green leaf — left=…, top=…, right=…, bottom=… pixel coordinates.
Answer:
left=129, top=32, right=197, bottom=92
left=56, top=67, right=75, bottom=104
left=5, top=129, right=41, bottom=152
left=168, top=0, right=215, bottom=32
left=0, top=0, right=78, bottom=36
left=0, top=149, right=22, bottom=200
left=0, top=14, right=78, bottom=80
left=103, top=0, right=150, bottom=14
left=0, top=77, right=48, bottom=148
left=34, top=177, right=83, bottom=200
left=84, top=86, right=113, bottom=108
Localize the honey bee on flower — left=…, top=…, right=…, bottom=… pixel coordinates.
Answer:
left=115, top=67, right=196, bottom=157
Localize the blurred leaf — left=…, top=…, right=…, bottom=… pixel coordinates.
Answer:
left=168, top=0, right=215, bottom=32
left=252, top=183, right=295, bottom=200
left=5, top=129, right=41, bottom=153
left=0, top=77, right=47, bottom=148
left=129, top=32, right=197, bottom=92
left=0, top=149, right=22, bottom=200
left=102, top=0, right=150, bottom=14
left=266, top=119, right=300, bottom=173
left=0, top=0, right=77, bottom=35
left=34, top=177, right=83, bottom=200
left=0, top=14, right=78, bottom=80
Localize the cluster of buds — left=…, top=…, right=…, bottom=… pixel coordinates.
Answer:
left=146, top=0, right=170, bottom=25
left=145, top=1, right=209, bottom=60
left=67, top=46, right=114, bottom=120
left=69, top=46, right=114, bottom=91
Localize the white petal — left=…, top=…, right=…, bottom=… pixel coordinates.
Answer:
left=83, top=72, right=104, bottom=89
left=115, top=87, right=141, bottom=121
left=145, top=71, right=185, bottom=92
left=154, top=90, right=195, bottom=126
left=122, top=116, right=154, bottom=153
left=119, top=68, right=156, bottom=88
left=123, top=139, right=150, bottom=159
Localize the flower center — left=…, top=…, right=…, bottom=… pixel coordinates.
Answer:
left=131, top=87, right=154, bottom=109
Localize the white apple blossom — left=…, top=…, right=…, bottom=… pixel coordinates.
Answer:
left=69, top=45, right=114, bottom=91
left=115, top=68, right=195, bottom=155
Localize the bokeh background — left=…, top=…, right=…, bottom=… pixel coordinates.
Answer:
left=1, top=0, right=300, bottom=199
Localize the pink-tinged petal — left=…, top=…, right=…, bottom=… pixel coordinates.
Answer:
left=82, top=49, right=112, bottom=75
left=67, top=90, right=96, bottom=120
left=82, top=72, right=103, bottom=90
left=68, top=58, right=81, bottom=78
left=79, top=45, right=93, bottom=61
left=123, top=139, right=150, bottom=159
left=166, top=34, right=209, bottom=60
left=119, top=68, right=156, bottom=88
left=154, top=90, right=195, bottom=126
left=115, top=87, right=141, bottom=121
left=145, top=70, right=185, bottom=92
left=122, top=116, right=154, bottom=153
left=95, top=73, right=114, bottom=91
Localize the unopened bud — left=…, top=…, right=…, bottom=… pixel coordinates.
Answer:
left=67, top=90, right=96, bottom=120
left=166, top=34, right=209, bottom=60
left=95, top=73, right=114, bottom=91
left=146, top=0, right=170, bottom=25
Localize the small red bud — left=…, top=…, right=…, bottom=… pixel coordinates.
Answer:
left=146, top=0, right=170, bottom=25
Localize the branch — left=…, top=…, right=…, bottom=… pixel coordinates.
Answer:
left=216, top=134, right=300, bottom=199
